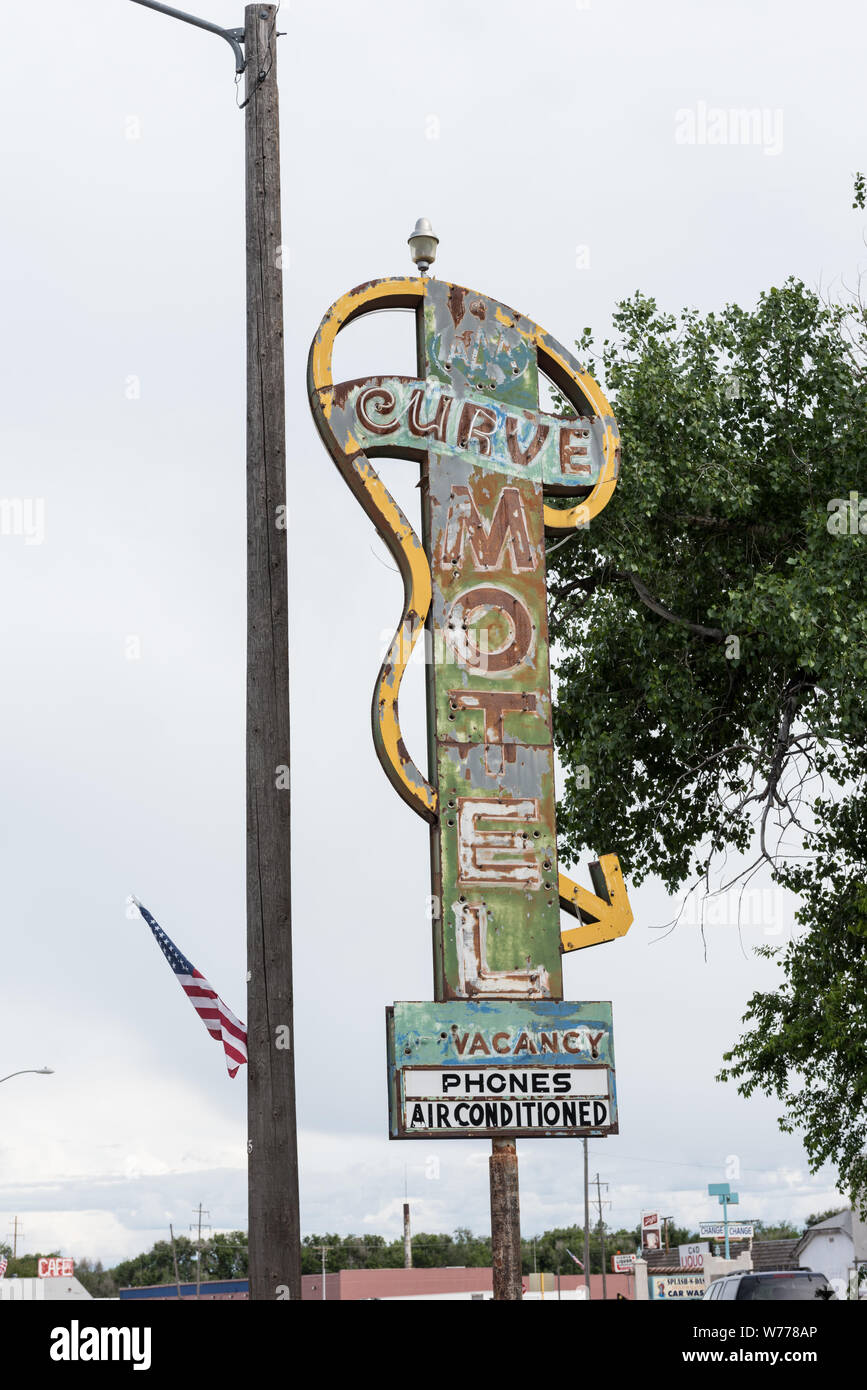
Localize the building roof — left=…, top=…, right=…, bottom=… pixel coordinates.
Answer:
left=643, top=1237, right=800, bottom=1276
left=751, top=1239, right=800, bottom=1271
left=796, top=1209, right=867, bottom=1261
left=119, top=1279, right=248, bottom=1300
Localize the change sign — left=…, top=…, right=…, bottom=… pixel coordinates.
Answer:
left=699, top=1221, right=754, bottom=1240
left=387, top=1000, right=617, bottom=1139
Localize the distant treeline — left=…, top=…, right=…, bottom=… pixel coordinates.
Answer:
left=2, top=1212, right=832, bottom=1296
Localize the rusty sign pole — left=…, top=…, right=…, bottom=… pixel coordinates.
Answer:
left=244, top=3, right=301, bottom=1302
left=490, top=1139, right=522, bottom=1299
left=308, top=229, right=635, bottom=1304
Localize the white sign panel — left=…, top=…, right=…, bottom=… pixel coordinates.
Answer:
left=37, top=1257, right=74, bottom=1279
left=698, top=1222, right=754, bottom=1240
left=679, top=1242, right=709, bottom=1270
left=403, top=1067, right=609, bottom=1098
left=649, top=1273, right=705, bottom=1301
left=612, top=1253, right=636, bottom=1273
left=403, top=1095, right=611, bottom=1133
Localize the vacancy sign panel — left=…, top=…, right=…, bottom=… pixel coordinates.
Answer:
left=387, top=999, right=617, bottom=1139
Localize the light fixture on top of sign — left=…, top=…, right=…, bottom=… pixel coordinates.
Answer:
left=408, top=218, right=439, bottom=276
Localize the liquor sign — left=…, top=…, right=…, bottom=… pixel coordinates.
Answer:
left=649, top=1273, right=705, bottom=1301
left=612, top=1253, right=636, bottom=1273
left=38, top=1257, right=74, bottom=1278
left=679, top=1242, right=709, bottom=1270
left=309, top=274, right=633, bottom=1139
left=699, top=1222, right=754, bottom=1240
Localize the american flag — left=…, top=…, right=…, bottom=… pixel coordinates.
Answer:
left=130, top=898, right=247, bottom=1078
left=565, top=1248, right=584, bottom=1269
left=0, top=1257, right=7, bottom=1279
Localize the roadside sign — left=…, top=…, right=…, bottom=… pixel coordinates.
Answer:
left=38, top=1257, right=74, bottom=1278
left=387, top=1000, right=617, bottom=1139
left=649, top=1273, right=705, bottom=1301
left=309, top=274, right=632, bottom=1165
left=612, top=1253, right=636, bottom=1273
left=698, top=1221, right=753, bottom=1240
left=641, top=1210, right=662, bottom=1250
left=679, top=1242, right=709, bottom=1270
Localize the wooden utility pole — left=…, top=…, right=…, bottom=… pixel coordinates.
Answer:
left=7, top=1216, right=22, bottom=1260
left=593, top=1173, right=609, bottom=1301
left=169, top=1224, right=183, bottom=1300
left=190, top=1202, right=210, bottom=1299
left=244, top=2, right=301, bottom=1301
left=490, top=1139, right=522, bottom=1299
left=127, top=0, right=299, bottom=1304
left=583, top=1137, right=591, bottom=1297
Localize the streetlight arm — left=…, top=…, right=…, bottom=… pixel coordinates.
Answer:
left=0, top=1069, right=53, bottom=1084
left=128, top=0, right=246, bottom=74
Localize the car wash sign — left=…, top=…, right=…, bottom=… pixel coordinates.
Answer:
left=310, top=274, right=633, bottom=1142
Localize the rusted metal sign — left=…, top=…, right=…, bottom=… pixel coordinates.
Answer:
left=309, top=274, right=632, bottom=1139
left=387, top=1001, right=617, bottom=1140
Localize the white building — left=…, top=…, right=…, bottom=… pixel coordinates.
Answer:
left=795, top=1209, right=867, bottom=1299
left=0, top=1276, right=93, bottom=1301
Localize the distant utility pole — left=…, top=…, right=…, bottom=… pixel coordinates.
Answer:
left=313, top=1244, right=332, bottom=1301
left=583, top=1138, right=591, bottom=1296
left=403, top=1202, right=412, bottom=1270
left=190, top=1204, right=211, bottom=1300
left=593, top=1174, right=610, bottom=1302
left=169, top=1224, right=183, bottom=1300
left=7, top=1216, right=23, bottom=1260
left=127, top=1, right=301, bottom=1302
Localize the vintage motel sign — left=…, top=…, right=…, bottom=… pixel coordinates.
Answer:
left=309, top=275, right=633, bottom=1139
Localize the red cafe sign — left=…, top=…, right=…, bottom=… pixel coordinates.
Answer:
left=38, top=1256, right=74, bottom=1278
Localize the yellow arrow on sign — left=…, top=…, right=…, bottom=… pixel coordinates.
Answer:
left=559, top=854, right=633, bottom=952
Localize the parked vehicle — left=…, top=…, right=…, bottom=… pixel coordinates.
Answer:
left=703, top=1270, right=834, bottom=1301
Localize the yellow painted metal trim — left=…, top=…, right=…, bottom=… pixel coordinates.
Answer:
left=559, top=855, right=633, bottom=951
left=310, top=278, right=436, bottom=822
left=536, top=337, right=621, bottom=533
left=310, top=277, right=424, bottom=394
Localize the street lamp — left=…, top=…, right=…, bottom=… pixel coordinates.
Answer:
left=408, top=218, right=439, bottom=275
left=0, top=1068, right=54, bottom=1084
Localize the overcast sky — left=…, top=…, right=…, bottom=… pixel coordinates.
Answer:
left=0, top=0, right=863, bottom=1267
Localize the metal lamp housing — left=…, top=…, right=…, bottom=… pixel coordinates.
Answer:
left=408, top=218, right=439, bottom=274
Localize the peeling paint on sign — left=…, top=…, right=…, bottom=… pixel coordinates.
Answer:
left=308, top=273, right=634, bottom=1139
left=386, top=1000, right=618, bottom=1139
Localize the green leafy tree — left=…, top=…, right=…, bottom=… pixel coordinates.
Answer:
left=202, top=1231, right=248, bottom=1280
left=752, top=1220, right=802, bottom=1240
left=113, top=1236, right=197, bottom=1289
left=805, top=1207, right=847, bottom=1228
left=548, top=273, right=867, bottom=1210
left=75, top=1258, right=118, bottom=1299
left=5, top=1250, right=60, bottom=1279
